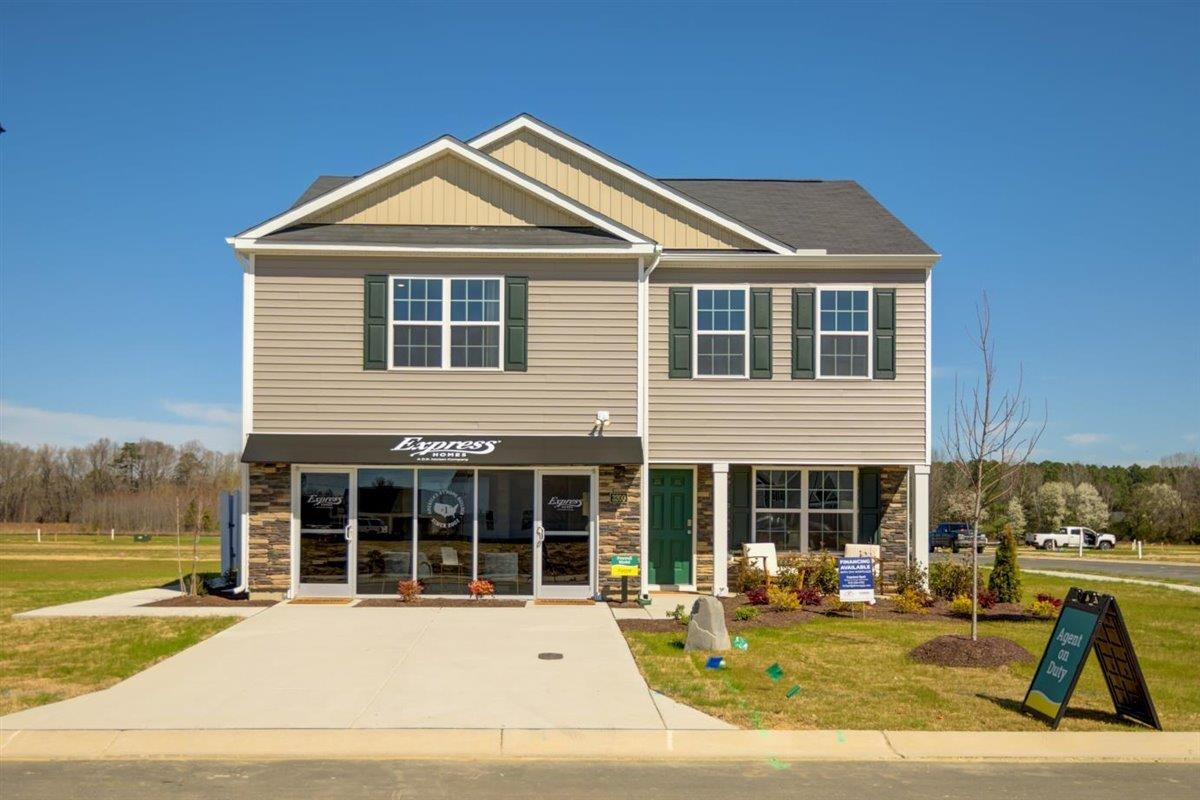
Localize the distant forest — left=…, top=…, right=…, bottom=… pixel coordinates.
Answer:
left=0, top=438, right=1197, bottom=542
left=0, top=439, right=238, bottom=532
left=932, top=453, right=1200, bottom=543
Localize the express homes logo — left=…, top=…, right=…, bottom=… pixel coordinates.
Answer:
left=391, top=436, right=501, bottom=462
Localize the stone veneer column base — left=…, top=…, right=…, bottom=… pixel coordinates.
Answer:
left=878, top=466, right=911, bottom=587
left=248, top=462, right=292, bottom=596
left=597, top=464, right=641, bottom=601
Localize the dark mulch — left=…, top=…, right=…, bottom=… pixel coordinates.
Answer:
left=616, top=592, right=1039, bottom=634
left=909, top=634, right=1035, bottom=668
left=143, top=595, right=277, bottom=608
left=356, top=598, right=527, bottom=608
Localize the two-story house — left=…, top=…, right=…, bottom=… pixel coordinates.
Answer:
left=228, top=114, right=937, bottom=602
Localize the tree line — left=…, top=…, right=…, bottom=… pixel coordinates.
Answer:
left=0, top=439, right=238, bottom=532
left=932, top=453, right=1200, bottom=543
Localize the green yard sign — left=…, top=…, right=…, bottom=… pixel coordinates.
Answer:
left=1022, top=587, right=1160, bottom=730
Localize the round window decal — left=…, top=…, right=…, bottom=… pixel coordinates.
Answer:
left=426, top=489, right=465, bottom=529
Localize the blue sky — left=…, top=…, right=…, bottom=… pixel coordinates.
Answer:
left=1, top=1, right=1197, bottom=464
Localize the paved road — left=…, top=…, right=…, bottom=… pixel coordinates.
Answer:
left=930, top=552, right=1200, bottom=583
left=3, top=760, right=1196, bottom=800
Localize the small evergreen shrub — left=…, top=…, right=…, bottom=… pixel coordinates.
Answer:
left=814, top=556, right=839, bottom=594
left=768, top=585, right=801, bottom=611
left=1027, top=599, right=1058, bottom=619
left=988, top=525, right=1023, bottom=603
left=929, top=561, right=972, bottom=600
left=892, top=588, right=930, bottom=615
left=734, top=605, right=760, bottom=622
left=665, top=603, right=690, bottom=625
left=948, top=594, right=973, bottom=617
left=891, top=562, right=928, bottom=595
left=731, top=557, right=765, bottom=593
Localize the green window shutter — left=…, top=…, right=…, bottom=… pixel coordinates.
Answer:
left=363, top=274, right=388, bottom=370
left=730, top=465, right=752, bottom=552
left=858, top=468, right=882, bottom=544
left=504, top=276, right=529, bottom=372
left=791, top=288, right=815, bottom=379
left=668, top=287, right=692, bottom=379
left=749, top=288, right=772, bottom=379
left=873, top=288, right=896, bottom=380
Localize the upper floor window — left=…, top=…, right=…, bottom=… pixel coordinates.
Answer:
left=817, top=288, right=870, bottom=378
left=694, top=287, right=747, bottom=377
left=391, top=277, right=502, bottom=370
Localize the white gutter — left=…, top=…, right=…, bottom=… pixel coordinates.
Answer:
left=227, top=238, right=657, bottom=258
left=657, top=252, right=941, bottom=268
left=638, top=247, right=663, bottom=600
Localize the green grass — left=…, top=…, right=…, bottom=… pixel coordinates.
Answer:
left=0, top=536, right=237, bottom=716
left=624, top=574, right=1200, bottom=731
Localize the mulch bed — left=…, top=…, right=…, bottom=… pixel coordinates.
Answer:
left=356, top=598, right=526, bottom=608
left=615, top=593, right=1041, bottom=634
left=143, top=595, right=277, bottom=608
left=909, top=634, right=1035, bottom=668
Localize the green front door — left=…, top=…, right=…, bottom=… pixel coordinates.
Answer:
left=649, top=469, right=693, bottom=586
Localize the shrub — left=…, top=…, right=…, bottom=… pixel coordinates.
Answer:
left=825, top=597, right=852, bottom=614
left=1036, top=592, right=1063, bottom=609
left=948, top=594, right=974, bottom=617
left=891, top=562, right=928, bottom=595
left=467, top=579, right=495, bottom=599
left=396, top=579, right=423, bottom=602
left=767, top=585, right=800, bottom=611
left=892, top=588, right=930, bottom=615
left=977, top=589, right=998, bottom=610
left=928, top=561, right=972, bottom=600
left=731, top=557, right=765, bottom=593
left=988, top=525, right=1023, bottom=603
left=794, top=586, right=823, bottom=606
left=745, top=586, right=769, bottom=606
left=666, top=603, right=690, bottom=625
left=1027, top=599, right=1059, bottom=619
left=734, top=605, right=759, bottom=622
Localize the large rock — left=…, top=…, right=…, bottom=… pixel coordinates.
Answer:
left=684, top=596, right=731, bottom=652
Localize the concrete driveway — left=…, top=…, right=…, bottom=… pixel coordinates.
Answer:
left=0, top=603, right=728, bottom=731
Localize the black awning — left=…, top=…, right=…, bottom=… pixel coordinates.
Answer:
left=241, top=433, right=643, bottom=467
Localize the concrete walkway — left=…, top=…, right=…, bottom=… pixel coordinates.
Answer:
left=12, top=588, right=272, bottom=619
left=0, top=601, right=730, bottom=731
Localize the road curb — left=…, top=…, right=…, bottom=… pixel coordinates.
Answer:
left=1, top=728, right=1196, bottom=762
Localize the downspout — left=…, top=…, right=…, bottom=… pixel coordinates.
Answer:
left=233, top=251, right=254, bottom=596
left=638, top=247, right=663, bottom=600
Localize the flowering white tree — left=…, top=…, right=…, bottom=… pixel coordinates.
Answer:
left=1066, top=482, right=1109, bottom=530
left=1126, top=483, right=1185, bottom=541
left=1005, top=497, right=1028, bottom=536
left=1035, top=481, right=1069, bottom=530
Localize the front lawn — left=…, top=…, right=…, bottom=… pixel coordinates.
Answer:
left=0, top=533, right=237, bottom=716
left=623, top=574, right=1200, bottom=731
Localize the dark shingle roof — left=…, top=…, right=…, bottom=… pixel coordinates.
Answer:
left=260, top=224, right=628, bottom=248
left=661, top=179, right=935, bottom=255
left=280, top=175, right=934, bottom=255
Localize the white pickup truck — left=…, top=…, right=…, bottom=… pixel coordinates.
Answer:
left=1025, top=526, right=1116, bottom=551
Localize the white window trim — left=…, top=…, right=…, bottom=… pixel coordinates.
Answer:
left=387, top=275, right=504, bottom=372
left=692, top=284, right=750, bottom=380
left=750, top=466, right=859, bottom=553
left=816, top=285, right=872, bottom=381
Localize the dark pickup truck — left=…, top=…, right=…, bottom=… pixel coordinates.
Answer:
left=928, top=522, right=989, bottom=553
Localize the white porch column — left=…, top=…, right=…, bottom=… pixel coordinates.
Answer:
left=712, top=462, right=730, bottom=597
left=913, top=464, right=931, bottom=585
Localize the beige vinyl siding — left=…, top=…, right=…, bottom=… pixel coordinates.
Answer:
left=482, top=130, right=760, bottom=250
left=648, top=266, right=927, bottom=464
left=253, top=256, right=638, bottom=435
left=305, top=153, right=581, bottom=227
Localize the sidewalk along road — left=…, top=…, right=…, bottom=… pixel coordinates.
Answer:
left=2, top=760, right=1197, bottom=800
left=930, top=552, right=1200, bottom=584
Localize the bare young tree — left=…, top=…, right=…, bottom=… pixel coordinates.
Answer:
left=944, top=293, right=1045, bottom=641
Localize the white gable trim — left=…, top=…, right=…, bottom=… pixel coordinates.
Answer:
left=235, top=136, right=652, bottom=245
left=470, top=115, right=796, bottom=255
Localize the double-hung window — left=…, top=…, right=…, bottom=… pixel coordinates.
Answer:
left=694, top=287, right=747, bottom=377
left=752, top=468, right=857, bottom=552
left=817, top=288, right=870, bottom=378
left=391, top=277, right=502, bottom=369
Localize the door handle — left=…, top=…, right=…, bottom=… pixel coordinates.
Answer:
left=536, top=526, right=545, bottom=544
left=344, top=525, right=352, bottom=542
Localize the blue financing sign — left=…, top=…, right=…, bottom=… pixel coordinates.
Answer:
left=838, top=557, right=876, bottom=603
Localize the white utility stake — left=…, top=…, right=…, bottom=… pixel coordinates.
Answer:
left=110, top=528, right=115, bottom=541
left=1078, top=530, right=1084, bottom=558
left=1138, top=540, right=1143, bottom=559
left=36, top=528, right=41, bottom=543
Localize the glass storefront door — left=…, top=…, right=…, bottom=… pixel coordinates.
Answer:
left=297, top=470, right=352, bottom=595
left=535, top=471, right=594, bottom=599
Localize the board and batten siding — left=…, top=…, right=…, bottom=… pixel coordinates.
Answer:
left=304, top=153, right=581, bottom=227
left=482, top=130, right=759, bottom=250
left=648, top=267, right=928, bottom=464
left=252, top=256, right=638, bottom=435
